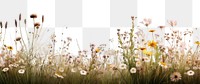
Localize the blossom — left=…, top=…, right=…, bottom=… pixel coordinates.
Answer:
left=187, top=70, right=194, bottom=76
left=148, top=40, right=157, bottom=48
left=2, top=67, right=9, bottom=72
left=195, top=41, right=200, bottom=46
left=119, top=64, right=127, bottom=70
left=130, top=67, right=136, bottom=73
left=18, top=69, right=25, bottom=74
left=95, top=48, right=100, bottom=53
left=143, top=50, right=153, bottom=56
left=7, top=46, right=13, bottom=51
left=170, top=72, right=182, bottom=82
left=158, top=61, right=168, bottom=68
left=80, top=70, right=87, bottom=75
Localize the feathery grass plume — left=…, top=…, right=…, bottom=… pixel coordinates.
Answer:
left=42, top=15, right=44, bottom=23
left=15, top=37, right=21, bottom=41
left=15, top=19, right=17, bottom=27
left=34, top=22, right=40, bottom=29
left=0, top=21, right=2, bottom=28
left=5, top=22, right=7, bottom=29
left=30, top=14, right=37, bottom=18
left=19, top=13, right=21, bottom=21
left=158, top=26, right=165, bottom=29
left=149, top=29, right=155, bottom=32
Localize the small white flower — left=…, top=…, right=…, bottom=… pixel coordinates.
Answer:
left=130, top=67, right=136, bottom=73
left=187, top=70, right=194, bottom=76
left=9, top=64, right=14, bottom=68
left=59, top=67, right=64, bottom=72
left=18, top=69, right=25, bottom=74
left=2, top=67, right=9, bottom=72
left=80, top=70, right=87, bottom=75
left=119, top=64, right=127, bottom=70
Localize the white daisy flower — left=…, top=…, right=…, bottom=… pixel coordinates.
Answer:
left=119, top=64, right=127, bottom=70
left=80, top=70, right=87, bottom=75
left=187, top=70, right=194, bottom=76
left=130, top=67, right=136, bottom=73
left=2, top=67, right=9, bottom=72
left=170, top=72, right=182, bottom=82
left=18, top=69, right=25, bottom=74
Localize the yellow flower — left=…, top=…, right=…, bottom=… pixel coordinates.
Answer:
left=143, top=50, right=152, bottom=56
left=146, top=52, right=152, bottom=56
left=158, top=61, right=167, bottom=68
left=148, top=40, right=157, bottom=48
left=7, top=46, right=13, bottom=51
left=195, top=41, right=200, bottom=46
left=95, top=48, right=100, bottom=53
left=149, top=30, right=155, bottom=32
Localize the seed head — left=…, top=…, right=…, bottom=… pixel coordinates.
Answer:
left=30, top=14, right=37, bottom=18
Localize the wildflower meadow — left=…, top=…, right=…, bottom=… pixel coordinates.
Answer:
left=0, top=14, right=200, bottom=84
